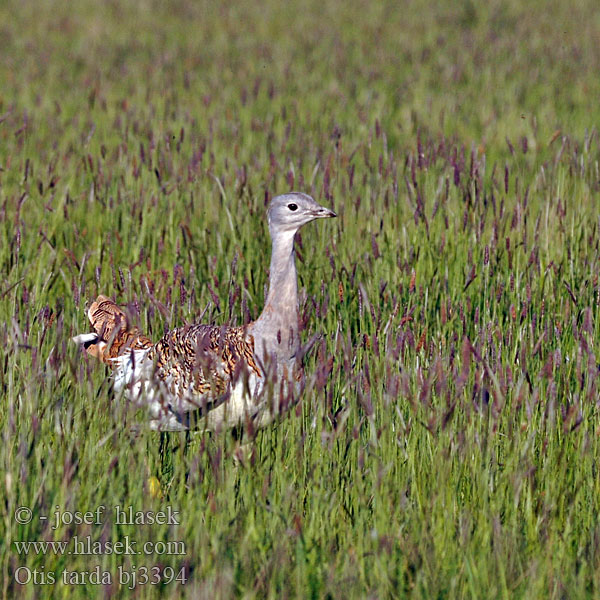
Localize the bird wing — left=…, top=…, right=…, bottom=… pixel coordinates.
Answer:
left=147, top=323, right=262, bottom=407
left=74, top=295, right=264, bottom=426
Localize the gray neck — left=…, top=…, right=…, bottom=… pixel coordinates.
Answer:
left=253, top=228, right=300, bottom=361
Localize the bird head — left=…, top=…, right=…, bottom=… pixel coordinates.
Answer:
left=267, top=192, right=336, bottom=235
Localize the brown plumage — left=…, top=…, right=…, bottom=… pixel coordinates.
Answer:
left=148, top=322, right=261, bottom=399
left=83, top=295, right=261, bottom=402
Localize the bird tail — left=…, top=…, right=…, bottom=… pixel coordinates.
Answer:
left=72, top=295, right=153, bottom=366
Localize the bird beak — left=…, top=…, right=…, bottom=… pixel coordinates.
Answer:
left=315, top=206, right=337, bottom=218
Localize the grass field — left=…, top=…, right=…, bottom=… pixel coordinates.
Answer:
left=2, top=0, right=600, bottom=597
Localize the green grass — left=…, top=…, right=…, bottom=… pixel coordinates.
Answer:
left=2, top=0, right=600, bottom=597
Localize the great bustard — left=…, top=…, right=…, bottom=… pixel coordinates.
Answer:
left=73, top=192, right=336, bottom=431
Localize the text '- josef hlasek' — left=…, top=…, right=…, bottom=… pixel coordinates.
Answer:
left=37, top=505, right=180, bottom=529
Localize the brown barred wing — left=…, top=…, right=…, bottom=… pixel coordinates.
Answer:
left=149, top=323, right=262, bottom=402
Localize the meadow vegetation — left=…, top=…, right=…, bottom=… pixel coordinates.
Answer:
left=1, top=0, right=600, bottom=597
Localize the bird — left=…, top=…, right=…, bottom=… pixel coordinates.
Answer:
left=72, top=192, right=336, bottom=431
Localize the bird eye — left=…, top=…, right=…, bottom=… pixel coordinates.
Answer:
left=287, top=203, right=298, bottom=211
